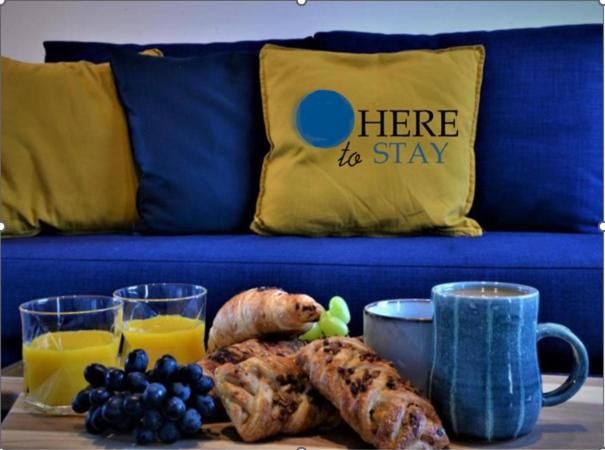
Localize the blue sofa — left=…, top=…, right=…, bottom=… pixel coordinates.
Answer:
left=3, top=24, right=602, bottom=374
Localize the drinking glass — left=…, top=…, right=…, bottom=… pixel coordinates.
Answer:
left=114, top=283, right=207, bottom=366
left=20, top=296, right=123, bottom=415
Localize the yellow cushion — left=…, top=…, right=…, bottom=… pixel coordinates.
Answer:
left=252, top=44, right=485, bottom=237
left=1, top=57, right=141, bottom=236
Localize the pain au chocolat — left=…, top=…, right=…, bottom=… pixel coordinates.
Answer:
left=199, top=337, right=304, bottom=385
left=214, top=354, right=339, bottom=442
left=296, top=337, right=449, bottom=449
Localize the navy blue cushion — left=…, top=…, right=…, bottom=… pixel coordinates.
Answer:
left=314, top=25, right=603, bottom=233
left=110, top=50, right=266, bottom=233
left=44, top=38, right=315, bottom=63
left=2, top=232, right=601, bottom=374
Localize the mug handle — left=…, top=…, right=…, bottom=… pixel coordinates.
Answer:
left=537, top=323, right=589, bottom=407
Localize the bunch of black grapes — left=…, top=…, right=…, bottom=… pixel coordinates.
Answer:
left=72, top=350, right=216, bottom=444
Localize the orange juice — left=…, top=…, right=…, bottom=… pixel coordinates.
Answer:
left=23, top=330, right=120, bottom=408
left=122, top=315, right=205, bottom=366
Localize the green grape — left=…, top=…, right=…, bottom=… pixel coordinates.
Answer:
left=319, top=311, right=349, bottom=337
left=329, top=296, right=351, bottom=324
left=300, top=322, right=323, bottom=341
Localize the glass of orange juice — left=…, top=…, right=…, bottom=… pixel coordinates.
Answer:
left=20, top=296, right=123, bottom=415
left=113, top=283, right=206, bottom=367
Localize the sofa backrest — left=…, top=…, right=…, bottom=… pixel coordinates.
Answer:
left=44, top=37, right=316, bottom=63
left=314, top=25, right=603, bottom=233
left=44, top=25, right=603, bottom=233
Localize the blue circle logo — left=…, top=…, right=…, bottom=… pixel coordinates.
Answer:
left=295, top=89, right=354, bottom=149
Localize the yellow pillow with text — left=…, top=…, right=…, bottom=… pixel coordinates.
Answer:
left=252, top=44, right=484, bottom=236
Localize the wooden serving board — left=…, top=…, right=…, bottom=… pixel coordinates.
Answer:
left=1, top=376, right=603, bottom=449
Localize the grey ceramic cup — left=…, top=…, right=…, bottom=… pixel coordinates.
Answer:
left=363, top=299, right=433, bottom=394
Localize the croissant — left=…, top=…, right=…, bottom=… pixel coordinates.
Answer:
left=296, top=337, right=449, bottom=449
left=199, top=338, right=305, bottom=390
left=207, top=287, right=322, bottom=351
left=214, top=355, right=340, bottom=442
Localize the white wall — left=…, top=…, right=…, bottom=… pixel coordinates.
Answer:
left=1, top=0, right=601, bottom=62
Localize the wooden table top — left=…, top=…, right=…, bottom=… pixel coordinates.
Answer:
left=1, top=375, right=602, bottom=449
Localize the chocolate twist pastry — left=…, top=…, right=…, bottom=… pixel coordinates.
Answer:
left=199, top=338, right=305, bottom=390
left=207, top=287, right=322, bottom=351
left=296, top=337, right=449, bottom=449
left=214, top=355, right=340, bottom=442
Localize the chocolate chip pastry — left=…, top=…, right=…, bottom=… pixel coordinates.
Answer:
left=214, top=355, right=340, bottom=442
left=297, top=337, right=449, bottom=449
left=198, top=338, right=305, bottom=393
left=207, top=287, right=322, bottom=351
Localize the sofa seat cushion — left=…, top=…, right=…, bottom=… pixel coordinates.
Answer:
left=2, top=232, right=601, bottom=373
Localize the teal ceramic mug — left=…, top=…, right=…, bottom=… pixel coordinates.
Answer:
left=429, top=281, right=588, bottom=441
